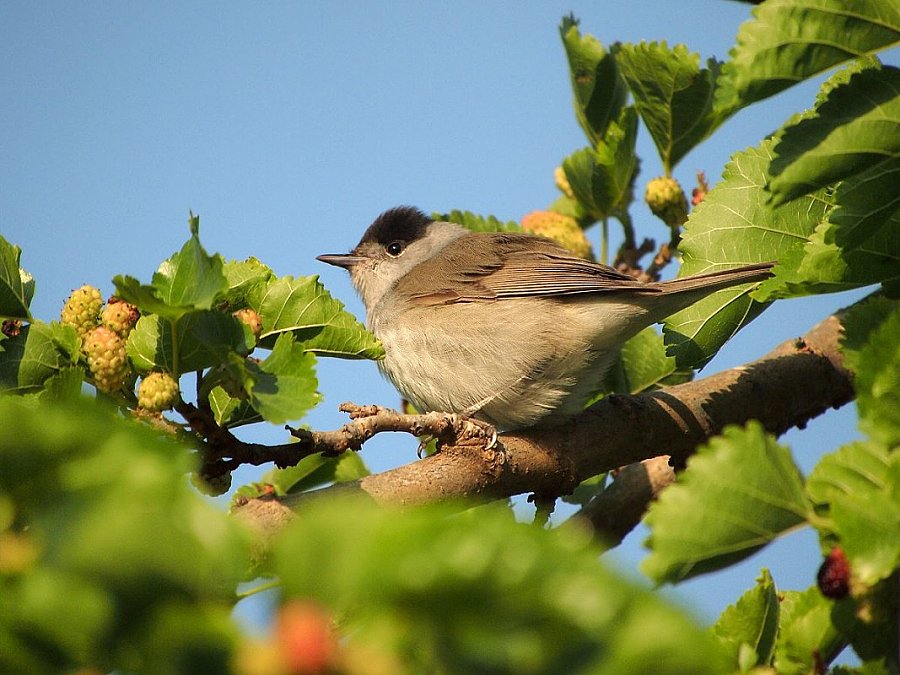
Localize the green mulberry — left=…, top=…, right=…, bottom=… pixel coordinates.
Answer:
left=61, top=285, right=103, bottom=338
left=101, top=297, right=140, bottom=338
left=83, top=325, right=130, bottom=393
left=521, top=210, right=593, bottom=260
left=645, top=176, right=688, bottom=227
left=137, top=371, right=180, bottom=412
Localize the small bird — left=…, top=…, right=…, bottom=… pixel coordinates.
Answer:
left=318, top=206, right=773, bottom=430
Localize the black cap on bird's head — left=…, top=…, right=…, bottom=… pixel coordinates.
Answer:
left=317, top=206, right=433, bottom=269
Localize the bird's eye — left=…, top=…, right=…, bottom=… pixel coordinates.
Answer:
left=386, top=241, right=404, bottom=257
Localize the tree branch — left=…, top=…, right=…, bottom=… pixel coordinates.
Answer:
left=234, top=311, right=854, bottom=534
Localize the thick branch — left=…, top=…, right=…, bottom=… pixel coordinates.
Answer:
left=235, top=312, right=853, bottom=530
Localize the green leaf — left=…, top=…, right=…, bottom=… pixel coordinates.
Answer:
left=807, top=441, right=900, bottom=587
left=562, top=107, right=639, bottom=220
left=207, top=386, right=261, bottom=428
left=221, top=257, right=275, bottom=309
left=769, top=64, right=900, bottom=205
left=756, top=160, right=900, bottom=299
left=559, top=15, right=627, bottom=145
left=773, top=587, right=845, bottom=675
left=0, top=235, right=34, bottom=321
left=712, top=569, right=779, bottom=671
left=126, top=311, right=256, bottom=375
left=664, top=140, right=825, bottom=368
left=0, top=397, right=249, bottom=672
left=246, top=333, right=320, bottom=424
left=432, top=210, right=520, bottom=232
left=615, top=42, right=726, bottom=172
left=258, top=274, right=383, bottom=359
left=113, top=217, right=228, bottom=322
left=852, top=307, right=900, bottom=446
left=36, top=366, right=85, bottom=403
left=275, top=496, right=732, bottom=674
left=716, top=0, right=900, bottom=112
left=0, top=321, right=78, bottom=394
left=261, top=451, right=371, bottom=496
left=642, top=422, right=809, bottom=584
left=616, top=327, right=684, bottom=394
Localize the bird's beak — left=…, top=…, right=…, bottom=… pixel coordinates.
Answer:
left=316, top=253, right=365, bottom=270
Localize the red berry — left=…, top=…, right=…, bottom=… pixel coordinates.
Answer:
left=275, top=601, right=337, bottom=674
left=817, top=546, right=851, bottom=599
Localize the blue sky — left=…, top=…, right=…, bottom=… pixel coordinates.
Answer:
left=1, top=1, right=887, bottom=643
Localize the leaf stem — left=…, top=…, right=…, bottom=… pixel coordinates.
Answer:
left=601, top=217, right=609, bottom=265
left=236, top=578, right=281, bottom=600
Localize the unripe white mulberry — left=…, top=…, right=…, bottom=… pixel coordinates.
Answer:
left=61, top=285, right=103, bottom=338
left=101, top=297, right=140, bottom=338
left=521, top=210, right=593, bottom=260
left=645, top=176, right=688, bottom=227
left=137, top=371, right=180, bottom=412
left=83, top=325, right=130, bottom=393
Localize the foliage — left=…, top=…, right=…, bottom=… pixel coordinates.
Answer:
left=1, top=0, right=898, bottom=672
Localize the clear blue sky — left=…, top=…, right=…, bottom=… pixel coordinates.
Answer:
left=1, top=1, right=885, bottom=641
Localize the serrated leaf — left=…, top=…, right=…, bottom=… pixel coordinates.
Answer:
left=559, top=15, right=627, bottom=145
left=808, top=441, right=900, bottom=587
left=262, top=451, right=370, bottom=496
left=664, top=140, right=824, bottom=369
left=257, top=275, right=383, bottom=359
left=114, top=218, right=228, bottom=322
left=433, top=210, right=520, bottom=232
left=562, top=108, right=639, bottom=221
left=642, top=422, right=809, bottom=584
left=617, top=327, right=683, bottom=394
left=841, top=296, right=900, bottom=445
left=36, top=366, right=85, bottom=403
left=0, top=236, right=33, bottom=320
left=616, top=41, right=726, bottom=172
left=221, top=257, right=275, bottom=309
left=126, top=311, right=255, bottom=375
left=207, top=386, right=262, bottom=428
left=712, top=569, right=779, bottom=671
left=0, top=322, right=78, bottom=394
left=245, top=333, right=320, bottom=424
left=773, top=587, right=846, bottom=675
left=769, top=64, right=900, bottom=205
left=717, top=0, right=900, bottom=112
left=757, top=160, right=900, bottom=299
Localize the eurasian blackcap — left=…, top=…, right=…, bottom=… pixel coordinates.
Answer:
left=318, top=206, right=773, bottom=430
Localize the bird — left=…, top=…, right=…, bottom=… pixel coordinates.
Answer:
left=318, top=206, right=773, bottom=431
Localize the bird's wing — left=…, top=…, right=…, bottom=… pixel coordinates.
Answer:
left=398, top=233, right=659, bottom=305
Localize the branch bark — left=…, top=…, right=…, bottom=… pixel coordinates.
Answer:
left=235, top=312, right=853, bottom=534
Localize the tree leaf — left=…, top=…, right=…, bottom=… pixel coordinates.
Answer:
left=716, top=0, right=900, bottom=112
left=841, top=296, right=900, bottom=446
left=664, top=140, right=826, bottom=369
left=562, top=107, right=639, bottom=220
left=113, top=216, right=228, bottom=322
left=0, top=235, right=34, bottom=321
left=807, top=440, right=900, bottom=587
left=207, top=385, right=261, bottom=428
left=260, top=451, right=371, bottom=496
left=712, top=569, right=779, bottom=671
left=433, top=210, right=520, bottom=232
left=773, top=587, right=846, bottom=675
left=754, top=160, right=900, bottom=299
left=603, top=327, right=686, bottom=395
left=559, top=15, right=627, bottom=145
left=246, top=333, right=320, bottom=425
left=275, top=496, right=732, bottom=674
left=0, top=322, right=78, bottom=394
left=642, top=422, right=809, bottom=584
left=222, top=257, right=275, bottom=309
left=257, top=275, right=383, bottom=359
left=126, top=311, right=256, bottom=375
left=616, top=41, right=726, bottom=172
left=769, top=64, right=900, bottom=205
